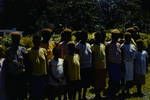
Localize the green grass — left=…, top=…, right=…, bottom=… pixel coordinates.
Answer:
left=126, top=69, right=150, bottom=100
left=51, top=66, right=150, bottom=100
left=85, top=66, right=150, bottom=100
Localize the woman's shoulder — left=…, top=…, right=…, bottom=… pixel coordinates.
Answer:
left=39, top=47, right=47, bottom=54
left=86, top=43, right=91, bottom=47
left=74, top=54, right=80, bottom=58
left=142, top=50, right=148, bottom=56
left=100, top=43, right=105, bottom=48
left=58, top=58, right=64, bottom=62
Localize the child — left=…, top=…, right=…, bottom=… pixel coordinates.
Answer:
left=106, top=29, right=122, bottom=98
left=134, top=39, right=148, bottom=97
left=40, top=28, right=55, bottom=61
left=58, top=28, right=72, bottom=99
left=59, top=28, right=72, bottom=59
left=91, top=32, right=106, bottom=99
left=121, top=32, right=136, bottom=95
left=28, top=34, right=48, bottom=100
left=47, top=47, right=66, bottom=100
left=4, top=32, right=28, bottom=100
left=76, top=30, right=92, bottom=100
left=73, top=31, right=81, bottom=43
left=64, top=42, right=80, bottom=100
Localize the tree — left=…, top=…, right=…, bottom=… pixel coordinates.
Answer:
left=46, top=0, right=101, bottom=31
left=1, top=0, right=150, bottom=32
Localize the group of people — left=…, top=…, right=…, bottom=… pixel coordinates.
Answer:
left=0, top=26, right=149, bottom=100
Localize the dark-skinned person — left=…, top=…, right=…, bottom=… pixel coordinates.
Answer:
left=126, top=27, right=137, bottom=46
left=58, top=28, right=72, bottom=99
left=59, top=28, right=72, bottom=59
left=40, top=28, right=55, bottom=61
left=76, top=30, right=92, bottom=100
left=64, top=42, right=80, bottom=100
left=134, top=39, right=148, bottom=97
left=91, top=32, right=107, bottom=100
left=100, top=27, right=106, bottom=44
left=133, top=26, right=141, bottom=40
left=47, top=46, right=66, bottom=100
left=73, top=31, right=81, bottom=43
left=3, top=32, right=28, bottom=100
left=39, top=28, right=55, bottom=98
left=121, top=32, right=136, bottom=96
left=27, top=34, right=48, bottom=100
left=106, top=29, right=122, bottom=99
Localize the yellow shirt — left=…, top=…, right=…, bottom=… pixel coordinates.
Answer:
left=91, top=43, right=106, bottom=69
left=65, top=54, right=80, bottom=81
left=41, top=41, right=55, bottom=61
left=28, top=47, right=47, bottom=76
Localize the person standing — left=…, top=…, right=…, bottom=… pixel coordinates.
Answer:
left=28, top=34, right=48, bottom=100
left=58, top=28, right=72, bottom=99
left=121, top=32, right=136, bottom=96
left=106, top=29, right=122, bottom=98
left=59, top=28, right=72, bottom=59
left=134, top=39, right=148, bottom=97
left=4, top=32, right=28, bottom=100
left=76, top=31, right=92, bottom=100
left=40, top=28, right=55, bottom=61
left=47, top=47, right=66, bottom=100
left=64, top=42, right=81, bottom=100
left=91, top=32, right=107, bottom=99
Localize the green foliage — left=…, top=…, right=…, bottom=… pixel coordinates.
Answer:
left=1, top=35, right=33, bottom=48
left=1, top=0, right=150, bottom=32
left=20, top=36, right=33, bottom=48
left=46, top=0, right=101, bottom=31
left=1, top=35, right=12, bottom=47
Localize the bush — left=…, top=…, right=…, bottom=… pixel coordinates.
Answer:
left=20, top=36, right=33, bottom=48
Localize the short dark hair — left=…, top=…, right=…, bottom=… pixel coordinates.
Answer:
left=136, top=39, right=143, bottom=45
left=124, top=32, right=131, bottom=37
left=94, top=31, right=101, bottom=39
left=111, top=29, right=120, bottom=35
left=61, top=28, right=72, bottom=41
left=67, top=42, right=75, bottom=50
left=11, top=32, right=21, bottom=40
left=80, top=30, right=88, bottom=40
left=133, top=26, right=139, bottom=32
left=67, top=42, right=76, bottom=54
left=52, top=46, right=61, bottom=56
left=94, top=31, right=102, bottom=42
left=39, top=28, right=53, bottom=37
left=126, top=27, right=135, bottom=33
left=32, top=34, right=42, bottom=43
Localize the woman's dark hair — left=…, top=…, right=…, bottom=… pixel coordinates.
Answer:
left=39, top=28, right=53, bottom=42
left=52, top=46, right=61, bottom=56
left=32, top=34, right=42, bottom=44
left=80, top=30, right=88, bottom=41
left=60, top=28, right=72, bottom=42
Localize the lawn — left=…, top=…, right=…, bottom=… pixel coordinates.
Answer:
left=79, top=66, right=148, bottom=100
left=127, top=68, right=150, bottom=100
left=85, top=65, right=150, bottom=100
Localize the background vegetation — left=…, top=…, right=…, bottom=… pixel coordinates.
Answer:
left=0, top=0, right=149, bottom=33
